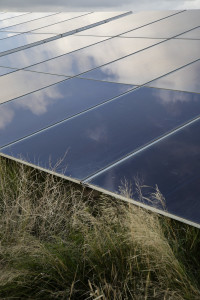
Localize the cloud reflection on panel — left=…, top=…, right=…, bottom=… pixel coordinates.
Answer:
left=0, top=33, right=55, bottom=54
left=0, top=70, right=66, bottom=104
left=0, top=77, right=133, bottom=148
left=81, top=39, right=200, bottom=85
left=147, top=60, right=200, bottom=94
left=121, top=10, right=200, bottom=38
left=27, top=37, right=163, bottom=76
left=0, top=35, right=108, bottom=69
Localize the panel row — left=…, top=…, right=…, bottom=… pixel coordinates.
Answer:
left=1, top=85, right=200, bottom=227
left=0, top=12, right=129, bottom=56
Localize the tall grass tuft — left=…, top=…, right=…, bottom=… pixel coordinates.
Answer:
left=0, top=156, right=200, bottom=299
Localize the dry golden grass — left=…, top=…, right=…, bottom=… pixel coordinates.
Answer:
left=0, top=157, right=200, bottom=299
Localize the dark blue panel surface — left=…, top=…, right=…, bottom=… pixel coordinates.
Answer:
left=0, top=78, right=134, bottom=147
left=27, top=37, right=162, bottom=76
left=147, top=60, right=200, bottom=93
left=0, top=35, right=107, bottom=69
left=81, top=39, right=200, bottom=85
left=0, top=70, right=66, bottom=104
left=88, top=119, right=200, bottom=225
left=2, top=87, right=200, bottom=181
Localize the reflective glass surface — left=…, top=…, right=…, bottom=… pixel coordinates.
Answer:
left=0, top=66, right=17, bottom=76
left=147, top=60, right=200, bottom=93
left=27, top=37, right=163, bottom=76
left=0, top=12, right=28, bottom=21
left=0, top=31, right=19, bottom=39
left=121, top=10, right=200, bottom=38
left=2, top=87, right=200, bottom=180
left=0, top=70, right=66, bottom=104
left=81, top=39, right=200, bottom=85
left=88, top=118, right=200, bottom=225
left=1, top=12, right=89, bottom=33
left=0, top=35, right=108, bottom=69
left=0, top=78, right=133, bottom=147
left=77, top=11, right=181, bottom=36
left=0, top=32, right=56, bottom=55
left=177, top=27, right=200, bottom=39
left=31, top=12, right=130, bottom=34
left=0, top=13, right=55, bottom=30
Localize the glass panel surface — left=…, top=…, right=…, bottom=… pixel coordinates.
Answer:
left=0, top=13, right=55, bottom=30
left=0, top=12, right=28, bottom=21
left=27, top=37, right=163, bottom=76
left=81, top=39, right=200, bottom=85
left=177, top=27, right=200, bottom=39
left=0, top=35, right=108, bottom=68
left=0, top=78, right=133, bottom=147
left=2, top=87, right=200, bottom=180
left=77, top=11, right=181, bottom=36
left=0, top=70, right=66, bottom=104
left=147, top=60, right=200, bottom=93
left=0, top=32, right=56, bottom=54
left=0, top=31, right=19, bottom=39
left=0, top=66, right=17, bottom=76
left=31, top=12, right=131, bottom=34
left=1, top=12, right=90, bottom=33
left=88, top=118, right=200, bottom=226
left=121, top=10, right=200, bottom=38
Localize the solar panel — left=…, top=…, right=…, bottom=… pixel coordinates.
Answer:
left=2, top=87, right=200, bottom=181
left=0, top=78, right=134, bottom=147
left=0, top=70, right=66, bottom=104
left=0, top=12, right=29, bottom=21
left=26, top=37, right=163, bottom=76
left=147, top=60, right=200, bottom=93
left=177, top=27, right=200, bottom=39
left=0, top=32, right=56, bottom=56
left=0, top=12, right=90, bottom=33
left=81, top=39, right=200, bottom=85
left=87, top=118, right=200, bottom=226
left=31, top=12, right=130, bottom=35
left=0, top=35, right=108, bottom=69
left=121, top=10, right=200, bottom=38
left=0, top=10, right=200, bottom=228
left=0, top=12, right=56, bottom=30
left=76, top=11, right=182, bottom=37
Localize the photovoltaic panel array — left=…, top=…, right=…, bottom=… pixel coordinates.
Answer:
left=0, top=10, right=200, bottom=228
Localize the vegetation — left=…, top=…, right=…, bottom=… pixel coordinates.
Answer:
left=0, top=156, right=200, bottom=299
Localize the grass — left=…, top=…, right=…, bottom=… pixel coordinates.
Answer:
left=0, top=156, right=200, bottom=299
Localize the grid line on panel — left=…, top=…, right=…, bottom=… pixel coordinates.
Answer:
left=76, top=10, right=186, bottom=38
left=1, top=55, right=200, bottom=151
left=0, top=12, right=131, bottom=57
left=39, top=11, right=132, bottom=36
left=1, top=149, right=199, bottom=229
left=0, top=12, right=59, bottom=31
left=83, top=114, right=200, bottom=183
left=0, top=12, right=31, bottom=21
left=0, top=83, right=139, bottom=149
left=0, top=35, right=112, bottom=71
left=19, top=23, right=200, bottom=79
left=0, top=12, right=93, bottom=34
left=77, top=57, right=200, bottom=91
